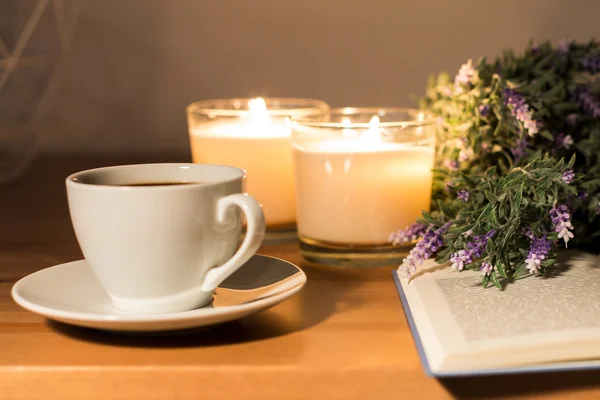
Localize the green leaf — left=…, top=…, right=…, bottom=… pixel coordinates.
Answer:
left=539, top=130, right=554, bottom=141
left=495, top=262, right=508, bottom=278
left=485, top=189, right=499, bottom=203
left=489, top=208, right=499, bottom=226
left=420, top=212, right=442, bottom=226
left=437, top=200, right=456, bottom=219
left=491, top=273, right=502, bottom=289
left=541, top=258, right=556, bottom=267
left=460, top=172, right=477, bottom=187
left=436, top=247, right=452, bottom=257
left=510, top=184, right=525, bottom=217
left=486, top=237, right=496, bottom=253
left=502, top=218, right=520, bottom=250
left=482, top=275, right=491, bottom=288
left=435, top=254, right=451, bottom=264
left=493, top=120, right=504, bottom=137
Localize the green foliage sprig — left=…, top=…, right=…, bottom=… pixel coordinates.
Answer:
left=394, top=39, right=600, bottom=287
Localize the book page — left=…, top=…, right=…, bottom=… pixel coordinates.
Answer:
left=401, top=250, right=600, bottom=372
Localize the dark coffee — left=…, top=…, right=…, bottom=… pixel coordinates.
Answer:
left=117, top=182, right=199, bottom=187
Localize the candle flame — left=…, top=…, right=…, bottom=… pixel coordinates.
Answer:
left=248, top=97, right=267, bottom=113
left=342, top=117, right=355, bottom=137
left=247, top=97, right=269, bottom=123
left=369, top=115, right=380, bottom=129
left=365, top=115, right=382, bottom=142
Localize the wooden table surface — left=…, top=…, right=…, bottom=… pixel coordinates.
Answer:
left=1, top=154, right=599, bottom=400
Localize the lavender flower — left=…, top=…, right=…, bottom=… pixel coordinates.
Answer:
left=504, top=89, right=539, bottom=136
left=522, top=227, right=535, bottom=239
left=469, top=230, right=496, bottom=257
left=562, top=170, right=575, bottom=184
left=454, top=59, right=475, bottom=93
left=525, top=236, right=552, bottom=274
left=555, top=133, right=573, bottom=149
left=480, top=262, right=493, bottom=276
left=458, top=148, right=474, bottom=162
left=572, top=87, right=600, bottom=118
left=579, top=191, right=589, bottom=201
left=479, top=104, right=490, bottom=117
left=444, top=159, right=459, bottom=170
left=450, top=230, right=496, bottom=271
left=450, top=250, right=471, bottom=271
left=511, top=138, right=528, bottom=163
left=440, top=86, right=453, bottom=97
left=566, top=113, right=578, bottom=126
left=389, top=223, right=428, bottom=245
left=558, top=38, right=571, bottom=54
left=550, top=205, right=574, bottom=246
left=457, top=189, right=469, bottom=202
left=581, top=56, right=600, bottom=73
left=399, top=222, right=451, bottom=278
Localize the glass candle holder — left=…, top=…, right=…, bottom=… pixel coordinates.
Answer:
left=291, top=107, right=436, bottom=267
left=187, top=98, right=330, bottom=240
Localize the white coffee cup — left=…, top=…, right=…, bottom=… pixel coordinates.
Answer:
left=66, top=163, right=265, bottom=314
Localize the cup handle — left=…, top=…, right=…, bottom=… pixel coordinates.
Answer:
left=201, top=193, right=266, bottom=292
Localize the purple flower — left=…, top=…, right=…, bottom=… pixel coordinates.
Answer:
left=579, top=191, right=589, bottom=201
left=450, top=230, right=496, bottom=271
left=562, top=170, right=575, bottom=184
left=555, top=133, right=573, bottom=149
left=458, top=148, right=473, bottom=162
left=450, top=250, right=471, bottom=271
left=522, top=227, right=535, bottom=239
left=511, top=138, right=528, bottom=163
left=525, top=236, right=552, bottom=274
left=480, top=262, right=493, bottom=276
left=566, top=113, right=578, bottom=126
left=581, top=56, right=600, bottom=73
left=441, top=86, right=453, bottom=97
left=454, top=59, right=475, bottom=93
left=504, top=89, right=539, bottom=136
left=469, top=230, right=496, bottom=257
left=550, top=204, right=574, bottom=246
left=389, top=223, right=428, bottom=245
left=558, top=39, right=571, bottom=54
left=457, top=189, right=469, bottom=202
left=399, top=222, right=452, bottom=278
left=444, top=159, right=460, bottom=171
left=479, top=104, right=490, bottom=117
left=572, top=86, right=600, bottom=118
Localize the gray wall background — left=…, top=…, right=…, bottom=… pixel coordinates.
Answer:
left=23, top=0, right=600, bottom=154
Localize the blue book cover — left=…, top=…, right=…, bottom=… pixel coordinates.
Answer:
left=392, top=258, right=600, bottom=377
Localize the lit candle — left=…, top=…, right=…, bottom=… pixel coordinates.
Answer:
left=291, top=108, right=436, bottom=265
left=187, top=98, right=329, bottom=231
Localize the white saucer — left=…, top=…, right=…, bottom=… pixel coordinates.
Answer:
left=12, top=255, right=306, bottom=333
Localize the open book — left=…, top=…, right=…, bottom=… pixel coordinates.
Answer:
left=393, top=250, right=600, bottom=377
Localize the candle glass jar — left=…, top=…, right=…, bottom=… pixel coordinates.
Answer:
left=187, top=98, right=330, bottom=241
left=291, top=108, right=436, bottom=267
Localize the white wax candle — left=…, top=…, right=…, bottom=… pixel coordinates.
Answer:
left=190, top=118, right=295, bottom=228
left=293, top=138, right=435, bottom=244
